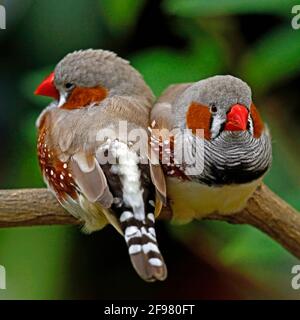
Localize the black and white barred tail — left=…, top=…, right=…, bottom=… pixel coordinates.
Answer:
left=119, top=205, right=167, bottom=282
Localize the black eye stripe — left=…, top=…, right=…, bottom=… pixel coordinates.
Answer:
left=247, top=114, right=254, bottom=131
left=209, top=114, right=213, bottom=130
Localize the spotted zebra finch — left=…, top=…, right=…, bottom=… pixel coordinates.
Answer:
left=35, top=49, right=167, bottom=281
left=150, top=75, right=272, bottom=223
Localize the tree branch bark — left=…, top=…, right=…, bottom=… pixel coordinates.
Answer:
left=0, top=188, right=79, bottom=227
left=0, top=184, right=299, bottom=259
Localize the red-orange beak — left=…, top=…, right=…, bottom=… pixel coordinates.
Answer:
left=224, top=104, right=248, bottom=131
left=34, top=72, right=59, bottom=100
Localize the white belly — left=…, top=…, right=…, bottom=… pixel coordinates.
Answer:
left=167, top=177, right=261, bottom=224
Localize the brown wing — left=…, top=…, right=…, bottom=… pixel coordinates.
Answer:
left=70, top=152, right=113, bottom=206
left=69, top=152, right=124, bottom=234
left=38, top=117, right=117, bottom=233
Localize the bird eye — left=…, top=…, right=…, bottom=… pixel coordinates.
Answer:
left=65, top=83, right=74, bottom=90
left=210, top=105, right=217, bottom=113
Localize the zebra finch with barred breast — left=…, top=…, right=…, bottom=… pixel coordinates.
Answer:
left=150, top=75, right=272, bottom=223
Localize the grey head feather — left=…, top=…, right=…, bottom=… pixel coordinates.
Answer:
left=54, top=49, right=154, bottom=104
left=173, top=75, right=252, bottom=130
left=167, top=75, right=271, bottom=184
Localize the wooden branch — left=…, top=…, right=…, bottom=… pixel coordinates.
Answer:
left=0, top=185, right=300, bottom=260
left=0, top=189, right=80, bottom=227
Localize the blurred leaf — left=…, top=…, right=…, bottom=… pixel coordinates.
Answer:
left=219, top=226, right=285, bottom=265
left=170, top=220, right=298, bottom=289
left=171, top=220, right=293, bottom=267
left=217, top=225, right=299, bottom=284
left=13, top=112, right=44, bottom=188
left=21, top=67, right=54, bottom=106
left=3, top=0, right=32, bottom=27
left=0, top=226, right=74, bottom=299
left=100, top=0, right=145, bottom=34
left=239, top=27, right=300, bottom=93
left=263, top=138, right=300, bottom=207
left=164, top=0, right=298, bottom=17
left=131, top=35, right=225, bottom=95
left=18, top=0, right=105, bottom=64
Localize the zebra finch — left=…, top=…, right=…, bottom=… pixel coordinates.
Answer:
left=35, top=49, right=167, bottom=282
left=150, top=75, right=272, bottom=223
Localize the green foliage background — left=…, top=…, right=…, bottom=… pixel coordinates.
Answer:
left=0, top=0, right=300, bottom=299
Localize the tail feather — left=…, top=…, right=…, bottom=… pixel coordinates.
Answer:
left=120, top=210, right=167, bottom=282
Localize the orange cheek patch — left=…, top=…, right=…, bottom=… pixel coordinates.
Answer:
left=61, top=86, right=108, bottom=110
left=250, top=103, right=264, bottom=138
left=186, top=102, right=211, bottom=140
